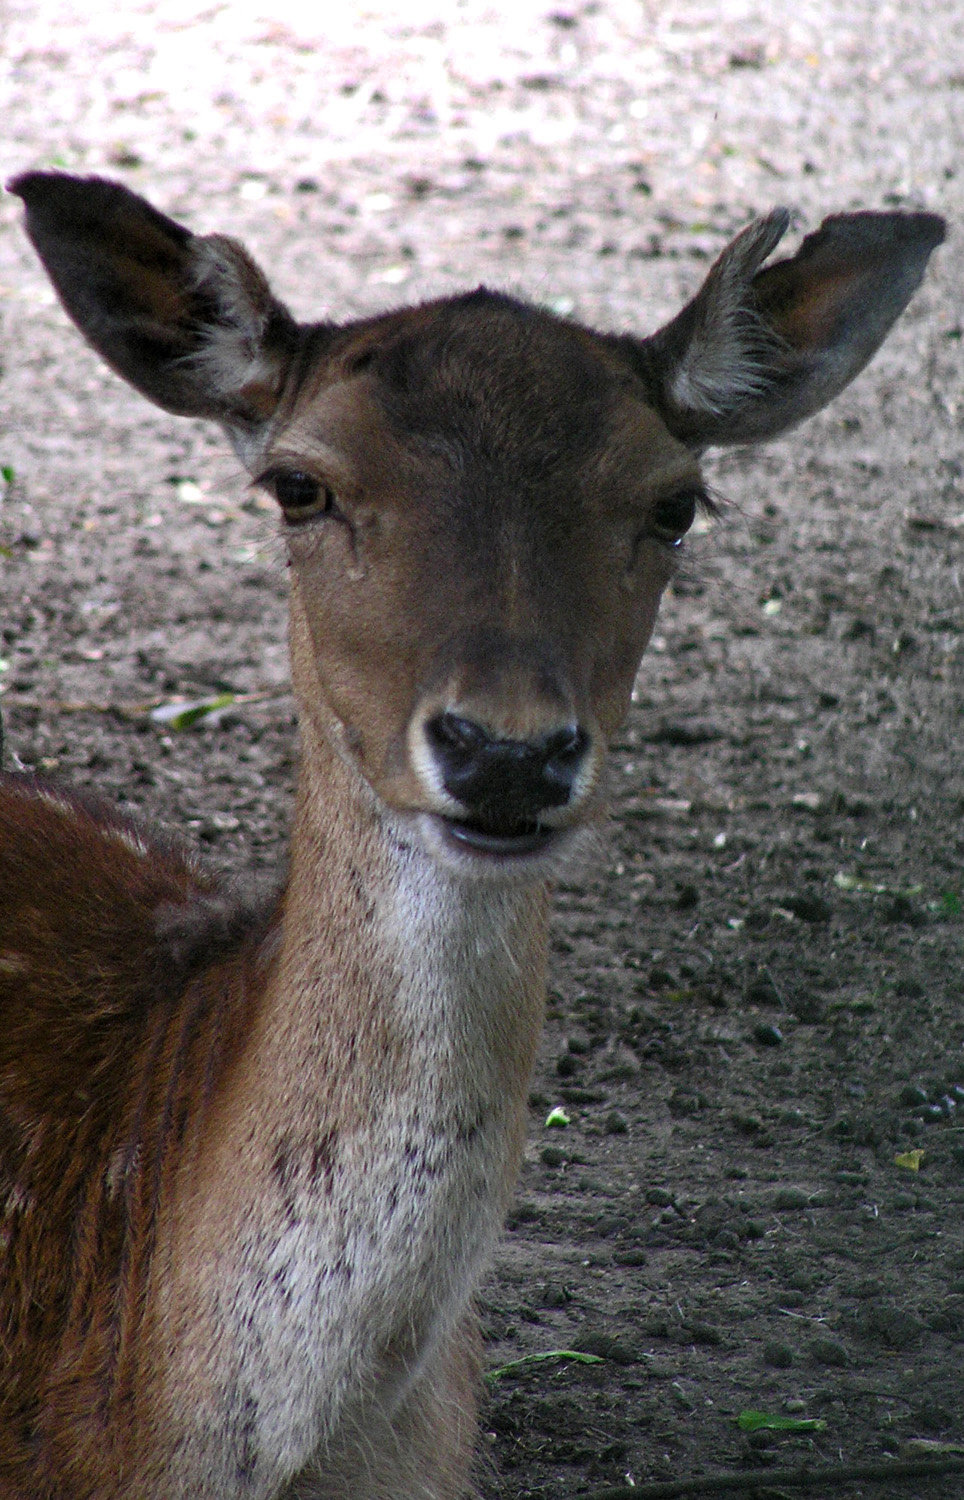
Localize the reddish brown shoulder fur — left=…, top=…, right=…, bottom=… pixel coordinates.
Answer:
left=0, top=773, right=280, bottom=1492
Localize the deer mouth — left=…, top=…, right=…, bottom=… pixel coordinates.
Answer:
left=443, top=816, right=560, bottom=858
left=425, top=804, right=574, bottom=862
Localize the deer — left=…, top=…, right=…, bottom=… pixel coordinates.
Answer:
left=0, top=171, right=944, bottom=1499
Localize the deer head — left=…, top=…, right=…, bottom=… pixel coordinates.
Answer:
left=11, top=173, right=944, bottom=875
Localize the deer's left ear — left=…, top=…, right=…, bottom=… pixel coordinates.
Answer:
left=615, top=208, right=946, bottom=449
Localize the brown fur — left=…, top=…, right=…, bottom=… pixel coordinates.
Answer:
left=0, top=173, right=943, bottom=1497
left=0, top=777, right=277, bottom=1492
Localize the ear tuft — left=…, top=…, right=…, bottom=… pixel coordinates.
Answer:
left=181, top=232, right=296, bottom=422
left=659, top=209, right=791, bottom=424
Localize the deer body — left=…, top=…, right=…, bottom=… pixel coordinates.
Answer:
left=0, top=173, right=943, bottom=1498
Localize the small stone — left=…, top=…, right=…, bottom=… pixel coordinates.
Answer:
left=772, top=1186, right=809, bottom=1211
left=613, top=1246, right=647, bottom=1266
left=810, top=1336, right=848, bottom=1367
left=668, top=1088, right=706, bottom=1117
left=885, top=893, right=928, bottom=927
left=506, top=1201, right=541, bottom=1229
left=747, top=1429, right=775, bottom=1451
left=790, top=993, right=826, bottom=1024
left=746, top=976, right=780, bottom=1005
left=785, top=893, right=832, bottom=923
left=764, top=1341, right=795, bottom=1368
left=560, top=1086, right=606, bottom=1105
left=574, top=1331, right=639, bottom=1365
left=856, top=1305, right=921, bottom=1349
left=599, top=1043, right=641, bottom=1081
left=683, top=1320, right=722, bottom=1346
left=910, top=1398, right=955, bottom=1433
left=676, top=882, right=700, bottom=910
left=835, top=1169, right=868, bottom=1185
left=927, top=1307, right=964, bottom=1336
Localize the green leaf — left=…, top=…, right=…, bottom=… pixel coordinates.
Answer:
left=737, top=1409, right=826, bottom=1433
left=485, top=1350, right=604, bottom=1384
left=150, top=694, right=236, bottom=730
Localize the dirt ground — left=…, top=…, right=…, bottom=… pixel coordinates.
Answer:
left=1, top=1, right=963, bottom=1495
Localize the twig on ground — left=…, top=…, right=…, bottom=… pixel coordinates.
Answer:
left=3, top=690, right=290, bottom=720
left=579, top=1453, right=964, bottom=1499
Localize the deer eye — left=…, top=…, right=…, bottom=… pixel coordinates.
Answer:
left=651, top=487, right=703, bottom=547
left=262, top=469, right=337, bottom=522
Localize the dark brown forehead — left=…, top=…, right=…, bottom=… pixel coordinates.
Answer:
left=330, top=289, right=639, bottom=483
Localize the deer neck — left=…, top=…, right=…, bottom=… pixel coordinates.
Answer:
left=269, top=674, right=551, bottom=1158
left=187, top=593, right=550, bottom=1249
left=265, top=584, right=551, bottom=1121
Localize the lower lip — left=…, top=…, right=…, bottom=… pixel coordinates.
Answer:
left=439, top=819, right=562, bottom=860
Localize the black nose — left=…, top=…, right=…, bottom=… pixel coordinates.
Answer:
left=425, top=713, right=589, bottom=833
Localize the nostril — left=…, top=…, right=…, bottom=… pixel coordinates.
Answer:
left=425, top=712, right=490, bottom=767
left=543, top=726, right=589, bottom=768
left=541, top=726, right=589, bottom=797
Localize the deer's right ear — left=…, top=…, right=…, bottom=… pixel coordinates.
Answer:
left=9, top=172, right=303, bottom=433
